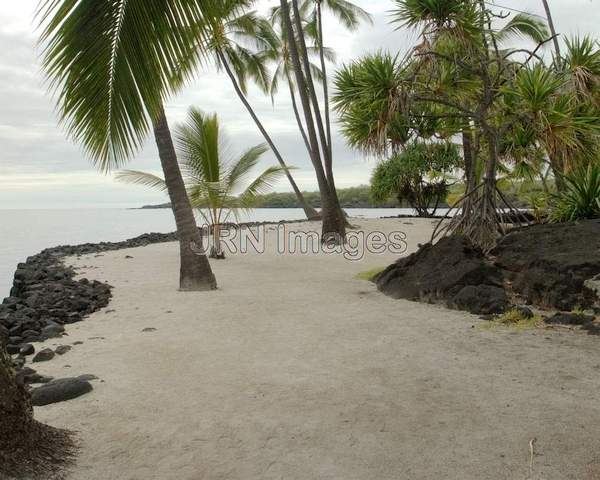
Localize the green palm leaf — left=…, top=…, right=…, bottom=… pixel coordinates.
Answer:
left=38, top=0, right=208, bottom=171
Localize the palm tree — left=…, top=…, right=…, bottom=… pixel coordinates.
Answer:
left=268, top=8, right=335, bottom=154
left=201, top=0, right=319, bottom=219
left=117, top=109, right=286, bottom=259
left=302, top=0, right=372, bottom=159
left=38, top=1, right=216, bottom=291
left=279, top=0, right=347, bottom=243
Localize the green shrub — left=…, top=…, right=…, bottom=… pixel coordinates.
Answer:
left=370, top=142, right=460, bottom=217
left=550, top=164, right=600, bottom=222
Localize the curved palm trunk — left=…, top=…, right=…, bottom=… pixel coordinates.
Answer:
left=218, top=51, right=319, bottom=220
left=153, top=106, right=217, bottom=291
left=541, top=0, right=561, bottom=59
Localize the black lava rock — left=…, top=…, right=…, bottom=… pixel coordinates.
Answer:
left=32, top=348, right=55, bottom=363
left=376, top=235, right=502, bottom=303
left=19, top=344, right=35, bottom=356
left=451, top=285, right=509, bottom=315
left=55, top=345, right=72, bottom=355
left=31, top=378, right=93, bottom=406
left=545, top=312, right=595, bottom=326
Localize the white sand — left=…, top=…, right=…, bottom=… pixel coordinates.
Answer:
left=32, top=218, right=600, bottom=480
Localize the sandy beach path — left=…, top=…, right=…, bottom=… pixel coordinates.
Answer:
left=33, top=218, right=600, bottom=480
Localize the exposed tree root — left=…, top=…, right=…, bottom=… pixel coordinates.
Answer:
left=432, top=179, right=534, bottom=252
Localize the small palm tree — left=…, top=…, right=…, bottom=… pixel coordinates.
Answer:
left=116, top=108, right=286, bottom=259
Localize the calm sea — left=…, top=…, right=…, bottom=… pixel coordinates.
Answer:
left=0, top=207, right=419, bottom=297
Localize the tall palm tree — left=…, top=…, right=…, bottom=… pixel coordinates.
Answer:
left=302, top=0, right=372, bottom=159
left=117, top=108, right=286, bottom=259
left=279, top=0, right=347, bottom=242
left=38, top=0, right=216, bottom=291
left=268, top=8, right=335, bottom=154
left=202, top=0, right=319, bottom=219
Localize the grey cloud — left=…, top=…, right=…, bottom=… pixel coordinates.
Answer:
left=0, top=0, right=599, bottom=207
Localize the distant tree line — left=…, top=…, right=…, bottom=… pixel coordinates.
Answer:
left=141, top=185, right=406, bottom=210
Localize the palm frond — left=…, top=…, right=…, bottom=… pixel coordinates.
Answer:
left=114, top=170, right=168, bottom=192
left=38, top=0, right=208, bottom=171
left=497, top=13, right=549, bottom=45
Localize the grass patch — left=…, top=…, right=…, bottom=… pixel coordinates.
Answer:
left=354, top=267, right=385, bottom=281
left=479, top=309, right=544, bottom=331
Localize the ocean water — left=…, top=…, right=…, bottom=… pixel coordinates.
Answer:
left=0, top=207, right=420, bottom=297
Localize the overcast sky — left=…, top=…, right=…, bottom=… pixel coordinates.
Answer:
left=0, top=0, right=598, bottom=208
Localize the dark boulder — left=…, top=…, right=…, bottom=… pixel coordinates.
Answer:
left=19, top=344, right=35, bottom=356
left=31, top=378, right=93, bottom=406
left=40, top=323, right=65, bottom=339
left=450, top=285, right=509, bottom=315
left=6, top=344, right=20, bottom=355
left=55, top=345, right=72, bottom=355
left=32, top=348, right=55, bottom=363
left=545, top=312, right=595, bottom=326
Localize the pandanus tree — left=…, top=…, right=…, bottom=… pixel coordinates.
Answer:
left=117, top=109, right=286, bottom=259
left=38, top=0, right=216, bottom=291
left=201, top=0, right=318, bottom=219
left=278, top=0, right=347, bottom=243
left=345, top=0, right=555, bottom=250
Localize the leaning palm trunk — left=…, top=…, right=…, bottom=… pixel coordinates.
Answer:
left=281, top=0, right=346, bottom=242
left=218, top=51, right=319, bottom=220
left=153, top=106, right=216, bottom=291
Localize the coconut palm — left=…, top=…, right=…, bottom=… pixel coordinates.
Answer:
left=301, top=0, right=372, bottom=158
left=278, top=0, right=348, bottom=243
left=268, top=8, right=335, bottom=153
left=38, top=0, right=216, bottom=291
left=116, top=108, right=286, bottom=259
left=201, top=0, right=318, bottom=219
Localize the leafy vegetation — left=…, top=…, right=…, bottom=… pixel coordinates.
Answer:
left=117, top=109, right=285, bottom=258
left=354, top=267, right=386, bottom=281
left=480, top=309, right=544, bottom=331
left=371, top=142, right=460, bottom=217
left=550, top=164, right=600, bottom=222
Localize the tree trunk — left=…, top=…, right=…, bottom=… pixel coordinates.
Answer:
left=153, top=106, right=217, bottom=291
left=462, top=129, right=476, bottom=218
left=218, top=51, right=319, bottom=220
left=291, top=0, right=331, bottom=167
left=0, top=343, right=33, bottom=454
left=0, top=335, right=76, bottom=477
left=286, top=69, right=312, bottom=153
left=316, top=2, right=333, bottom=161
left=541, top=0, right=561, bottom=59
left=280, top=0, right=345, bottom=242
